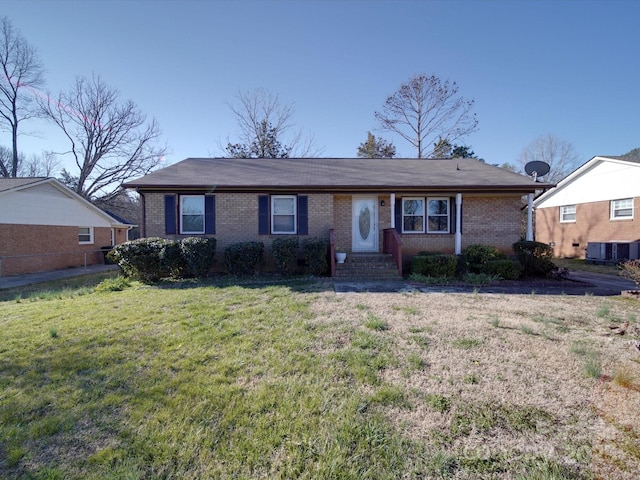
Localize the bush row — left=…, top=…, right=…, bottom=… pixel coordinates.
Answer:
left=109, top=236, right=329, bottom=283
left=410, top=241, right=556, bottom=281
left=108, top=237, right=217, bottom=283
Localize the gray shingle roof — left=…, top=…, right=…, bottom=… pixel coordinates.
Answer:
left=125, top=158, right=552, bottom=193
left=0, top=177, right=48, bottom=193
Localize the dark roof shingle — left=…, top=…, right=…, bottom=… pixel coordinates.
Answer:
left=125, top=158, right=552, bottom=193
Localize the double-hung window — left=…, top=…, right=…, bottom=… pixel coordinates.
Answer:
left=180, top=195, right=205, bottom=234
left=78, top=227, right=93, bottom=244
left=402, top=198, right=425, bottom=233
left=402, top=197, right=451, bottom=233
left=271, top=195, right=296, bottom=234
left=427, top=198, right=450, bottom=233
left=611, top=198, right=633, bottom=219
left=560, top=205, right=576, bottom=222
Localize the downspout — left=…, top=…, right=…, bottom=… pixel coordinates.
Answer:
left=526, top=193, right=534, bottom=241
left=455, top=193, right=462, bottom=255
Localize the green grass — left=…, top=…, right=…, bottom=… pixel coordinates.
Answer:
left=0, top=280, right=409, bottom=479
left=553, top=257, right=622, bottom=276
left=0, top=274, right=631, bottom=479
left=452, top=337, right=482, bottom=349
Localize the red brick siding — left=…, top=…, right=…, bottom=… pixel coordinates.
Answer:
left=536, top=197, right=640, bottom=258
left=142, top=192, right=524, bottom=272
left=0, top=224, right=117, bottom=276
left=144, top=192, right=334, bottom=271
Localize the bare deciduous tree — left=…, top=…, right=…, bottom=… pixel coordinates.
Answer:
left=0, top=16, right=45, bottom=176
left=39, top=74, right=167, bottom=200
left=518, top=134, right=580, bottom=183
left=224, top=88, right=323, bottom=158
left=20, top=151, right=60, bottom=177
left=375, top=74, right=478, bottom=158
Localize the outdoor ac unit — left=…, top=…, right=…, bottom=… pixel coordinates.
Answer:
left=586, top=242, right=640, bottom=261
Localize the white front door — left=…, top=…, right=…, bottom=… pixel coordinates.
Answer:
left=352, top=197, right=378, bottom=252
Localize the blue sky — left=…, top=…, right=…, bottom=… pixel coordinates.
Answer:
left=3, top=0, right=639, bottom=172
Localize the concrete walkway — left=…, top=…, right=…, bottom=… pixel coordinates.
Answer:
left=334, top=271, right=637, bottom=296
left=0, top=264, right=119, bottom=290
left=0, top=264, right=636, bottom=297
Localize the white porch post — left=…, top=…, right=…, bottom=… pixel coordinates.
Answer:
left=455, top=193, right=462, bottom=255
left=390, top=193, right=396, bottom=229
left=526, top=193, right=534, bottom=241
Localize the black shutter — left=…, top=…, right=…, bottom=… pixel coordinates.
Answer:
left=164, top=195, right=176, bottom=234
left=297, top=195, right=308, bottom=235
left=395, top=198, right=402, bottom=234
left=258, top=195, right=269, bottom=235
left=205, top=195, right=215, bottom=234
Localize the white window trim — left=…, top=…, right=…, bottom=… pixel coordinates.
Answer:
left=427, top=197, right=450, bottom=234
left=271, top=195, right=297, bottom=234
left=610, top=198, right=633, bottom=220
left=78, top=226, right=94, bottom=244
left=401, top=197, right=425, bottom=234
left=560, top=205, right=576, bottom=223
left=180, top=195, right=205, bottom=234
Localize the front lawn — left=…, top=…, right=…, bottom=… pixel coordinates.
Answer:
left=1, top=277, right=639, bottom=479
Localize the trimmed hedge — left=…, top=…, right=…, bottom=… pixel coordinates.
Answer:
left=272, top=237, right=299, bottom=276
left=484, top=259, right=523, bottom=280
left=108, top=236, right=217, bottom=283
left=181, top=237, right=217, bottom=277
left=512, top=240, right=555, bottom=277
left=224, top=241, right=264, bottom=275
left=411, top=254, right=458, bottom=278
left=108, top=237, right=168, bottom=283
left=302, top=237, right=329, bottom=276
left=161, top=239, right=188, bottom=278
left=462, top=244, right=507, bottom=274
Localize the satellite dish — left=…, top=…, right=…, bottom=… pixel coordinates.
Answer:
left=524, top=160, right=550, bottom=181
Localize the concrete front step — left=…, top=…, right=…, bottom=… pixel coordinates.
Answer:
left=335, top=253, right=401, bottom=280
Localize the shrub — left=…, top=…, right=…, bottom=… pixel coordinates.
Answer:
left=619, top=259, right=640, bottom=289
left=484, top=259, right=523, bottom=280
left=301, top=237, right=329, bottom=276
left=181, top=237, right=216, bottom=277
left=271, top=237, right=299, bottom=276
left=224, top=241, right=264, bottom=275
left=94, top=276, right=131, bottom=292
left=108, top=237, right=168, bottom=283
left=463, top=244, right=507, bottom=274
left=161, top=240, right=188, bottom=278
left=411, top=254, right=458, bottom=278
left=512, top=240, right=555, bottom=278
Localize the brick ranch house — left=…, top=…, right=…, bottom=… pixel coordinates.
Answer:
left=0, top=177, right=132, bottom=276
left=124, top=157, right=553, bottom=276
left=533, top=155, right=640, bottom=261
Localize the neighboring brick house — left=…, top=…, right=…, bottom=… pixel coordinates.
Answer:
left=0, top=177, right=132, bottom=276
left=533, top=155, right=640, bottom=260
left=125, top=158, right=551, bottom=275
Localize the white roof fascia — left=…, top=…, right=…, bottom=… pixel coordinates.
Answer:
left=0, top=177, right=129, bottom=227
left=532, top=156, right=635, bottom=207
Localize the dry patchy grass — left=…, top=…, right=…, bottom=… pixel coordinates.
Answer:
left=1, top=277, right=639, bottom=479
left=311, top=290, right=640, bottom=479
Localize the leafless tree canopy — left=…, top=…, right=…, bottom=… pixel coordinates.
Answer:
left=518, top=134, right=581, bottom=183
left=375, top=74, right=478, bottom=158
left=39, top=75, right=167, bottom=200
left=0, top=16, right=45, bottom=176
left=225, top=88, right=323, bottom=158
left=20, top=151, right=60, bottom=177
